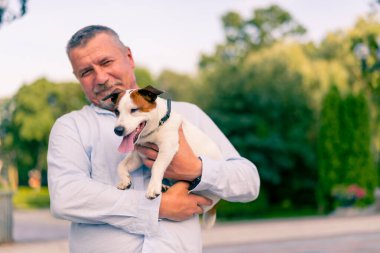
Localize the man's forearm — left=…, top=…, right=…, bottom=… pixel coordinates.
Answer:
left=48, top=119, right=161, bottom=236
left=49, top=171, right=161, bottom=235
left=191, top=156, right=260, bottom=202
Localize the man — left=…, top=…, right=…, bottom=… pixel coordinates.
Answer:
left=48, top=25, right=260, bottom=253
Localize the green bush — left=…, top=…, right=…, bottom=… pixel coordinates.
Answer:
left=217, top=189, right=269, bottom=220
left=216, top=189, right=318, bottom=220
left=318, top=86, right=377, bottom=212
left=12, top=186, right=50, bottom=209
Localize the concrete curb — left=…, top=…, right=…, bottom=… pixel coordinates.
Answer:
left=1, top=209, right=380, bottom=252
left=202, top=214, right=380, bottom=247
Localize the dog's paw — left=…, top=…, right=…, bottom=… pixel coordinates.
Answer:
left=117, top=176, right=132, bottom=190
left=146, top=182, right=162, bottom=199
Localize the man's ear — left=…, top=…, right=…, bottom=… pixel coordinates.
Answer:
left=138, top=85, right=164, bottom=102
left=102, top=88, right=125, bottom=104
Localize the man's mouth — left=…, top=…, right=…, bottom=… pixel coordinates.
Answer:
left=118, top=121, right=147, bottom=153
left=96, top=81, right=123, bottom=98
left=100, top=88, right=119, bottom=101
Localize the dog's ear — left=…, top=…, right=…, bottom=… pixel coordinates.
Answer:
left=101, top=88, right=125, bottom=104
left=138, top=85, right=164, bottom=102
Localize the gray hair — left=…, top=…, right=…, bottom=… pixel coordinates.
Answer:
left=66, top=25, right=125, bottom=54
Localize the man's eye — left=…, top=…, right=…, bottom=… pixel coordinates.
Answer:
left=114, top=109, right=120, bottom=116
left=80, top=69, right=92, bottom=78
left=131, top=108, right=138, bottom=113
left=101, top=60, right=112, bottom=66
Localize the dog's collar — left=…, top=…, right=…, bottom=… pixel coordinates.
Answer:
left=159, top=99, right=171, bottom=127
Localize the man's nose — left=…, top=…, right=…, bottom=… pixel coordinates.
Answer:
left=94, top=68, right=109, bottom=87
left=114, top=126, right=125, bottom=136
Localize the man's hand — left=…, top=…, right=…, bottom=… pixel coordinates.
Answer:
left=135, top=126, right=202, bottom=181
left=159, top=181, right=212, bottom=221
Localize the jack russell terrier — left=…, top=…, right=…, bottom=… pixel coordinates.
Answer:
left=102, top=85, right=222, bottom=228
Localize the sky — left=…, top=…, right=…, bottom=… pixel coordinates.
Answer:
left=0, top=0, right=375, bottom=98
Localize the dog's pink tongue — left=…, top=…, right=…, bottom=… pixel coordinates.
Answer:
left=118, top=132, right=137, bottom=153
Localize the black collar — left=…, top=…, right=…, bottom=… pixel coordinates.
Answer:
left=159, top=99, right=171, bottom=126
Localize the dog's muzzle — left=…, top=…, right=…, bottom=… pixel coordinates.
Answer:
left=114, top=126, right=125, bottom=136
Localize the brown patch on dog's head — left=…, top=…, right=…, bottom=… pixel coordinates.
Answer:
left=130, top=90, right=157, bottom=112
left=129, top=85, right=164, bottom=112
left=137, top=85, right=164, bottom=102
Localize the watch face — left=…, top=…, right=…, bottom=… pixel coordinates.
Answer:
left=189, top=176, right=202, bottom=190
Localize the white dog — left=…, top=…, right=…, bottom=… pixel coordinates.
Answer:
left=103, top=85, right=222, bottom=228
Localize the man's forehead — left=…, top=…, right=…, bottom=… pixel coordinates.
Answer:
left=69, top=48, right=110, bottom=75
left=69, top=34, right=119, bottom=59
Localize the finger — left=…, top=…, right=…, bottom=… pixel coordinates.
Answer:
left=142, top=158, right=154, bottom=169
left=191, top=194, right=213, bottom=206
left=136, top=145, right=158, bottom=159
left=195, top=205, right=203, bottom=215
left=139, top=143, right=159, bottom=152
left=178, top=125, right=185, bottom=142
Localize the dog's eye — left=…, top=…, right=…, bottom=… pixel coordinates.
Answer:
left=114, top=109, right=120, bottom=116
left=131, top=108, right=139, bottom=113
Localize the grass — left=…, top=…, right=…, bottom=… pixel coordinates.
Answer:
left=12, top=186, right=50, bottom=209
left=216, top=192, right=321, bottom=222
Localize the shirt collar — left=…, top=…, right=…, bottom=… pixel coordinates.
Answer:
left=91, top=104, right=115, bottom=116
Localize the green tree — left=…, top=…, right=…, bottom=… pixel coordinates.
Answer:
left=223, top=4, right=306, bottom=50
left=317, top=85, right=342, bottom=212
left=200, top=4, right=306, bottom=71
left=318, top=86, right=376, bottom=211
left=307, top=15, right=380, bottom=189
left=156, top=70, right=197, bottom=102
left=0, top=98, right=15, bottom=187
left=340, top=92, right=376, bottom=205
left=200, top=43, right=317, bottom=210
left=0, top=0, right=28, bottom=26
left=135, top=66, right=154, bottom=87
left=197, top=6, right=319, bottom=215
left=4, top=78, right=86, bottom=185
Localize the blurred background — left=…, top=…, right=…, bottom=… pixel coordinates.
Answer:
left=1, top=0, right=380, bottom=249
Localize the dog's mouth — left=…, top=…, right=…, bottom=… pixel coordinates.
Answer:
left=118, top=121, right=147, bottom=153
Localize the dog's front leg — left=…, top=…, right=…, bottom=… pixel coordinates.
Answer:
left=146, top=143, right=179, bottom=199
left=117, top=151, right=142, bottom=190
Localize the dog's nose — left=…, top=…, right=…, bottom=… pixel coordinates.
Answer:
left=114, top=126, right=125, bottom=136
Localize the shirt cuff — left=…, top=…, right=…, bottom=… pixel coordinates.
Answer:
left=189, top=156, right=220, bottom=193
left=119, top=190, right=161, bottom=236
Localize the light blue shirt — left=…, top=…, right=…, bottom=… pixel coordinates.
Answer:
left=48, top=102, right=260, bottom=253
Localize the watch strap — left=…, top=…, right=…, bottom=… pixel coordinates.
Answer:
left=188, top=175, right=202, bottom=191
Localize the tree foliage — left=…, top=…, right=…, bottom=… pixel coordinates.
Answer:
left=199, top=40, right=317, bottom=210
left=4, top=78, right=86, bottom=185
left=197, top=5, right=380, bottom=216
left=340, top=92, right=376, bottom=205
left=156, top=70, right=197, bottom=103
left=200, top=4, right=306, bottom=72
left=318, top=86, right=376, bottom=211
left=223, top=5, right=306, bottom=50
left=0, top=0, right=28, bottom=26
left=317, top=86, right=344, bottom=211
left=135, top=67, right=154, bottom=87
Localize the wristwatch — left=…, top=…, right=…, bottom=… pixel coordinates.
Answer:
left=188, top=175, right=202, bottom=191
left=188, top=157, right=203, bottom=190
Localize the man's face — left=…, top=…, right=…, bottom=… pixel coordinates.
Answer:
left=68, top=33, right=138, bottom=110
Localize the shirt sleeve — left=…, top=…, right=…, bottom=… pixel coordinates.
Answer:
left=188, top=105, right=260, bottom=202
left=47, top=117, right=160, bottom=236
